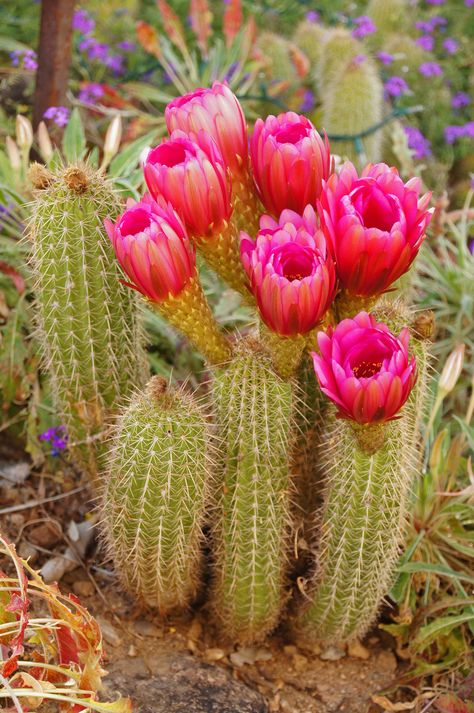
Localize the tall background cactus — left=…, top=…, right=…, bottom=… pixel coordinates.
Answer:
left=295, top=306, right=430, bottom=643
left=29, top=164, right=146, bottom=479
left=211, top=337, right=295, bottom=643
left=101, top=376, right=213, bottom=612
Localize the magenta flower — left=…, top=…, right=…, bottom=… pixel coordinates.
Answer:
left=143, top=130, right=232, bottom=239
left=384, top=76, right=409, bottom=99
left=443, top=38, right=459, bottom=54
left=240, top=205, right=336, bottom=336
left=104, top=195, right=195, bottom=303
left=416, top=35, right=434, bottom=51
left=351, top=15, right=376, bottom=39
left=318, top=162, right=432, bottom=297
left=376, top=52, right=394, bottom=65
left=250, top=112, right=331, bottom=217
left=419, top=62, right=443, bottom=77
left=165, top=82, right=248, bottom=176
left=312, top=312, right=417, bottom=424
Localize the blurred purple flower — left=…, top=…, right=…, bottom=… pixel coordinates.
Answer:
left=468, top=237, right=474, bottom=255
left=105, top=54, right=125, bottom=75
left=452, top=92, right=470, bottom=109
left=305, top=10, right=320, bottom=22
left=43, top=106, right=70, bottom=127
left=466, top=0, right=474, bottom=6
left=376, top=51, right=394, bottom=65
left=419, top=61, right=443, bottom=77
left=78, top=82, right=104, bottom=104
left=300, top=89, right=315, bottom=113
left=72, top=9, right=95, bottom=35
left=223, top=61, right=239, bottom=83
left=117, top=41, right=136, bottom=51
left=426, top=0, right=445, bottom=4
left=384, top=76, right=409, bottom=98
left=415, top=20, right=434, bottom=33
left=404, top=125, right=432, bottom=159
left=444, top=123, right=474, bottom=143
left=416, top=35, right=434, bottom=51
left=351, top=16, right=376, bottom=39
left=39, top=425, right=68, bottom=456
left=431, top=15, right=448, bottom=28
left=443, top=37, right=458, bottom=54
left=10, top=49, right=37, bottom=71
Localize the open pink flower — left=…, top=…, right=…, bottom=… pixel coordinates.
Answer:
left=240, top=205, right=336, bottom=336
left=250, top=112, right=331, bottom=217
left=104, top=195, right=195, bottom=302
left=165, top=82, right=248, bottom=175
left=312, top=312, right=416, bottom=423
left=143, top=130, right=232, bottom=238
left=318, top=162, right=432, bottom=297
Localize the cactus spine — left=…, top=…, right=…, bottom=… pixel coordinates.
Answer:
left=211, top=337, right=294, bottom=643
left=295, top=310, right=430, bottom=644
left=29, top=165, right=146, bottom=478
left=101, top=376, right=213, bottom=612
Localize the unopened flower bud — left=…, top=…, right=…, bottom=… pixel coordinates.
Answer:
left=102, top=115, right=122, bottom=169
left=37, top=121, right=54, bottom=162
left=439, top=344, right=465, bottom=395
left=5, top=136, right=21, bottom=170
left=16, top=115, right=33, bottom=152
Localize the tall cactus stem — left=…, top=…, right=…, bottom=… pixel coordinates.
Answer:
left=28, top=163, right=146, bottom=480
left=195, top=220, right=251, bottom=299
left=156, top=276, right=232, bottom=365
left=260, top=324, right=306, bottom=379
left=231, top=170, right=264, bottom=237
left=211, top=336, right=295, bottom=643
left=101, top=376, right=213, bottom=613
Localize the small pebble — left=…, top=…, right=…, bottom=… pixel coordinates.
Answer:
left=283, top=645, right=298, bottom=656
left=29, top=521, right=62, bottom=548
left=319, top=644, right=346, bottom=661
left=128, top=645, right=137, bottom=657
left=204, top=648, right=226, bottom=662
left=72, top=580, right=95, bottom=598
left=348, top=640, right=370, bottom=660
left=97, top=618, right=122, bottom=647
left=133, top=619, right=161, bottom=637
left=18, top=542, right=38, bottom=563
left=10, top=514, right=25, bottom=528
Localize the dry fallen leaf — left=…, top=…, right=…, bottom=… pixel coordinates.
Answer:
left=372, top=695, right=416, bottom=711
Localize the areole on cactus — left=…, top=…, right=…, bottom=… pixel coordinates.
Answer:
left=89, top=80, right=434, bottom=645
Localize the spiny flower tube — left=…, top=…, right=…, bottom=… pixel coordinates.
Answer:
left=312, top=311, right=417, bottom=427
left=105, top=195, right=231, bottom=365
left=165, top=81, right=262, bottom=234
left=318, top=162, right=433, bottom=307
left=250, top=112, right=331, bottom=217
left=241, top=205, right=336, bottom=377
left=143, top=130, right=247, bottom=295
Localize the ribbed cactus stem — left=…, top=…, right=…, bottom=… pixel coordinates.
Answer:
left=315, top=29, right=361, bottom=96
left=295, top=309, right=430, bottom=644
left=231, top=172, right=264, bottom=237
left=260, top=324, right=306, bottom=379
left=29, top=164, right=146, bottom=479
left=293, top=21, right=328, bottom=72
left=335, top=291, right=379, bottom=321
left=101, top=376, right=213, bottom=613
left=211, top=337, right=295, bottom=643
left=156, top=276, right=231, bottom=365
left=195, top=221, right=250, bottom=299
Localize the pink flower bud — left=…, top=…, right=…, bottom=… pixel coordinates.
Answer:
left=240, top=205, right=336, bottom=336
left=165, top=82, right=248, bottom=175
left=312, top=311, right=417, bottom=423
left=250, top=112, right=331, bottom=217
left=318, top=162, right=433, bottom=297
left=104, top=195, right=195, bottom=302
left=143, top=130, right=232, bottom=238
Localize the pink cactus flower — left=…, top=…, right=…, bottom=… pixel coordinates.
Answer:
left=250, top=112, right=331, bottom=217
left=143, top=130, right=232, bottom=238
left=240, top=205, right=336, bottom=336
left=318, top=162, right=432, bottom=297
left=104, top=195, right=195, bottom=302
left=165, top=82, right=248, bottom=175
left=312, top=312, right=417, bottom=423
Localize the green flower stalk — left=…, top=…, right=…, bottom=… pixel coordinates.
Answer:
left=211, top=337, right=295, bottom=643
left=101, top=376, right=213, bottom=613
left=29, top=164, right=146, bottom=479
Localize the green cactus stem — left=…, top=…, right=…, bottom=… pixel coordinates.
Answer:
left=101, top=376, right=213, bottom=613
left=28, top=164, right=146, bottom=479
left=259, top=324, right=306, bottom=379
left=315, top=29, right=361, bottom=96
left=211, top=336, right=295, bottom=643
left=294, top=306, right=430, bottom=644
left=293, top=21, right=328, bottom=74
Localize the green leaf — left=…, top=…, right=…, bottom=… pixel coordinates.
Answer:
left=390, top=530, right=426, bottom=603
left=62, top=108, right=86, bottom=162
left=453, top=416, right=474, bottom=450
left=108, top=130, right=161, bottom=179
left=397, top=562, right=474, bottom=586
left=413, top=612, right=474, bottom=649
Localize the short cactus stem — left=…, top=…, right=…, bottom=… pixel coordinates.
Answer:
left=29, top=164, right=146, bottom=480
left=155, top=276, right=232, bottom=365
left=294, top=412, right=419, bottom=644
left=350, top=422, right=387, bottom=455
left=260, top=325, right=306, bottom=379
left=211, top=337, right=295, bottom=643
left=335, top=290, right=379, bottom=320
left=101, top=376, right=213, bottom=613
left=231, top=173, right=264, bottom=236
left=195, top=220, right=250, bottom=298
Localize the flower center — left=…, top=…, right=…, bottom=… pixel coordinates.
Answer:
left=352, top=359, right=383, bottom=378
left=273, top=243, right=316, bottom=280
left=351, top=184, right=399, bottom=231
left=119, top=208, right=151, bottom=236
left=148, top=142, right=189, bottom=167
left=274, top=123, right=309, bottom=145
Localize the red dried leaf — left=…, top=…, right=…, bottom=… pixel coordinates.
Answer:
left=223, top=0, right=243, bottom=48
left=2, top=654, right=18, bottom=678
left=289, top=44, right=310, bottom=78
left=0, top=262, right=25, bottom=294
left=190, top=0, right=213, bottom=57
left=136, top=20, right=162, bottom=59
left=436, top=694, right=474, bottom=713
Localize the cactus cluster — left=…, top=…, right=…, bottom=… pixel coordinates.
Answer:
left=31, top=82, right=433, bottom=648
